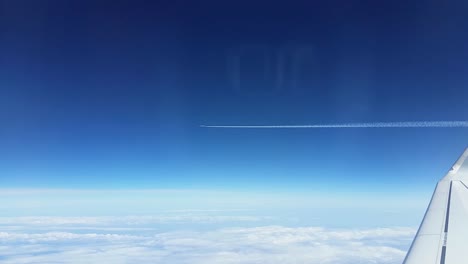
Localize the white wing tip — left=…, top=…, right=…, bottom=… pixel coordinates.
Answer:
left=449, top=147, right=468, bottom=173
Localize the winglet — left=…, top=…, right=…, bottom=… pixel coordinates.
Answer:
left=449, top=147, right=468, bottom=174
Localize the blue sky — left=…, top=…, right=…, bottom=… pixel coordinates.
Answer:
left=2, top=1, right=468, bottom=263
left=1, top=0, right=468, bottom=225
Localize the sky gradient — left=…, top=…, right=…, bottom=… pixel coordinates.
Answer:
left=2, top=1, right=468, bottom=263
left=1, top=0, right=468, bottom=222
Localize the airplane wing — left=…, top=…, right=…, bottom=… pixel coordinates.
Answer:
left=403, top=148, right=468, bottom=264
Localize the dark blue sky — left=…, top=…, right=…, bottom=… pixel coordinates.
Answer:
left=1, top=0, right=468, bottom=189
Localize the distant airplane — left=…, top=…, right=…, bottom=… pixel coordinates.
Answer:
left=403, top=148, right=468, bottom=264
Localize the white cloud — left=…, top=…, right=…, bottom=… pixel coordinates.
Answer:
left=0, top=217, right=415, bottom=264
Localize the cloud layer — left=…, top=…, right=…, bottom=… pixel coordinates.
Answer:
left=0, top=216, right=415, bottom=264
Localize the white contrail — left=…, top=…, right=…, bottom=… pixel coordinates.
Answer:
left=200, top=121, right=468, bottom=128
